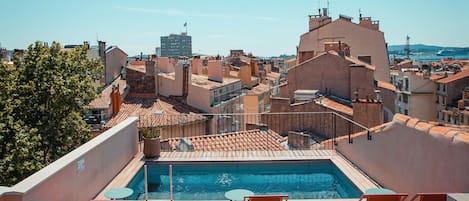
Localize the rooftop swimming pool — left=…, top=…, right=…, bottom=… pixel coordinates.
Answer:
left=126, top=160, right=362, bottom=200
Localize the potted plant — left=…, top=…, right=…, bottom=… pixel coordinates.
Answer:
left=142, top=127, right=161, bottom=158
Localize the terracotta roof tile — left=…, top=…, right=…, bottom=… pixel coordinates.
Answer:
left=430, top=74, right=444, bottom=81
left=406, top=118, right=420, bottom=128
left=88, top=79, right=127, bottom=109
left=315, top=97, right=353, bottom=116
left=104, top=96, right=205, bottom=128
left=161, top=129, right=286, bottom=152
left=377, top=81, right=396, bottom=91
left=248, top=83, right=270, bottom=95
left=436, top=69, right=469, bottom=84
left=414, top=122, right=434, bottom=133
left=393, top=113, right=411, bottom=125
left=429, top=126, right=454, bottom=136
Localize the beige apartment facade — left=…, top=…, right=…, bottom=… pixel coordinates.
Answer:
left=298, top=13, right=390, bottom=82
left=390, top=70, right=437, bottom=121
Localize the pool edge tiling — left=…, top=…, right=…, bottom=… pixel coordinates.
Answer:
left=95, top=150, right=379, bottom=200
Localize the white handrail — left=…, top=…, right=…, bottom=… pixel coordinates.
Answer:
left=144, top=165, right=149, bottom=201
left=170, top=164, right=173, bottom=201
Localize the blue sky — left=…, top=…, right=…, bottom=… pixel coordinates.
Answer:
left=1, top=0, right=468, bottom=56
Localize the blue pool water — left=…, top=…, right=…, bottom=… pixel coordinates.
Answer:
left=126, top=160, right=362, bottom=200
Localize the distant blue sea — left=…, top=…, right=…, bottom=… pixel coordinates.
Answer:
left=390, top=53, right=469, bottom=63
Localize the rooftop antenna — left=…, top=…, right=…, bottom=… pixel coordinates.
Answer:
left=96, top=33, right=99, bottom=42
left=404, top=35, right=411, bottom=59
left=327, top=0, right=330, bottom=15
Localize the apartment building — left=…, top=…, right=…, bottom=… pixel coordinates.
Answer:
left=298, top=9, right=390, bottom=82
left=436, top=70, right=469, bottom=125
left=390, top=68, right=437, bottom=121
left=160, top=32, right=192, bottom=57
left=158, top=59, right=242, bottom=113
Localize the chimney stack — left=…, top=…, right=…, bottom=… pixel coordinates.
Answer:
left=208, top=59, right=223, bottom=83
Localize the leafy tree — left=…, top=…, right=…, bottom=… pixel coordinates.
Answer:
left=0, top=41, right=102, bottom=185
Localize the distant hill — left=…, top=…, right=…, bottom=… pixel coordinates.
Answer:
left=388, top=44, right=469, bottom=54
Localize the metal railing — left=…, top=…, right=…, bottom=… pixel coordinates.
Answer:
left=137, top=112, right=370, bottom=152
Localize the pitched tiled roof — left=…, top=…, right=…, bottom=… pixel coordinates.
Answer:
left=161, top=129, right=287, bottom=152
left=293, top=51, right=376, bottom=71
left=314, top=97, right=353, bottom=116
left=248, top=83, right=270, bottom=95
left=87, top=79, right=127, bottom=109
left=344, top=54, right=376, bottom=71
left=377, top=80, right=396, bottom=91
left=104, top=95, right=205, bottom=128
left=323, top=113, right=469, bottom=145
left=436, top=70, right=469, bottom=84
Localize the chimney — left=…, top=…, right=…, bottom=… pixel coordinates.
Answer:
left=458, top=100, right=465, bottom=110
left=111, top=84, right=121, bottom=115
left=337, top=41, right=345, bottom=57
left=191, top=55, right=202, bottom=75
left=175, top=60, right=192, bottom=100
left=250, top=59, right=260, bottom=76
left=354, top=90, right=359, bottom=102
left=375, top=90, right=381, bottom=102
left=208, top=59, right=223, bottom=83
left=462, top=87, right=469, bottom=100
left=98, top=41, right=107, bottom=66
left=145, top=60, right=155, bottom=77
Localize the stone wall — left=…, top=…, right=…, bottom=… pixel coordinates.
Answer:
left=267, top=97, right=354, bottom=138
left=126, top=68, right=155, bottom=94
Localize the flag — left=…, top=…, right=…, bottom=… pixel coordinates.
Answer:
left=184, top=22, right=187, bottom=27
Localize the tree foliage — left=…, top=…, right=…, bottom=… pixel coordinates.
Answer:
left=0, top=41, right=102, bottom=185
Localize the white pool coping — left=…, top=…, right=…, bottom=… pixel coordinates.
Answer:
left=95, top=150, right=379, bottom=200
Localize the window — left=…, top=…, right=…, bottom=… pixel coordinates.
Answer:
left=404, top=78, right=409, bottom=91
left=443, top=84, right=446, bottom=92
left=404, top=109, right=408, bottom=115
left=403, top=94, right=408, bottom=103
left=437, top=83, right=440, bottom=91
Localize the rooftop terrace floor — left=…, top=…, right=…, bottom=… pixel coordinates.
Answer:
left=95, top=150, right=379, bottom=201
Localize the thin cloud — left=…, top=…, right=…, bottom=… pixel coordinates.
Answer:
left=115, top=6, right=187, bottom=16
left=115, top=6, right=292, bottom=23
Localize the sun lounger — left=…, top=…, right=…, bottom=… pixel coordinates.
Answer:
left=358, top=193, right=408, bottom=201
left=244, top=195, right=288, bottom=201
left=410, top=193, right=447, bottom=201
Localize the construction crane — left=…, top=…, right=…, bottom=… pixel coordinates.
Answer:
left=404, top=35, right=411, bottom=59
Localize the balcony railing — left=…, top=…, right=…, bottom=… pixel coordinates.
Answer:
left=138, top=112, right=369, bottom=152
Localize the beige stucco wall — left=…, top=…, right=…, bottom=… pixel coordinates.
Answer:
left=299, top=19, right=390, bottom=82
left=158, top=75, right=177, bottom=97
left=105, top=48, right=127, bottom=86
left=243, top=95, right=259, bottom=114
left=186, top=85, right=211, bottom=112
left=5, top=117, right=139, bottom=201
left=336, top=119, right=469, bottom=197
left=410, top=94, right=437, bottom=121
left=287, top=53, right=375, bottom=100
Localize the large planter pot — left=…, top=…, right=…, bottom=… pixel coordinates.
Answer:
left=143, top=137, right=161, bottom=158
